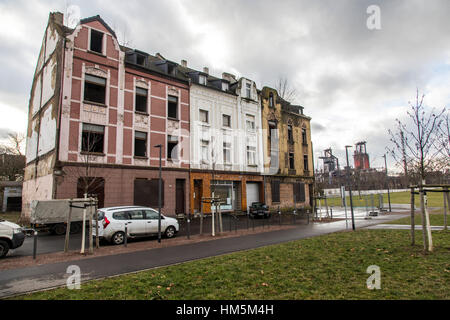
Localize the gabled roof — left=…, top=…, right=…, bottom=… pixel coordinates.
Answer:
left=80, top=15, right=117, bottom=39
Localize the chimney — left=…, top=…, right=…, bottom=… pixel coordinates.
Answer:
left=222, top=72, right=236, bottom=83
left=203, top=67, right=209, bottom=75
left=181, top=60, right=187, bottom=67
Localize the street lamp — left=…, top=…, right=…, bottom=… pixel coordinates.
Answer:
left=383, top=154, right=392, bottom=212
left=154, top=144, right=162, bottom=243
left=345, top=145, right=356, bottom=231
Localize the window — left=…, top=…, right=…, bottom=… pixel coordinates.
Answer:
left=113, top=212, right=129, bottom=220
left=136, top=54, right=146, bottom=66
left=246, top=83, right=251, bottom=98
left=199, top=75, right=207, bottom=85
left=168, top=95, right=178, bottom=119
left=223, top=142, right=231, bottom=164
left=201, top=140, right=209, bottom=163
left=134, top=131, right=147, bottom=157
left=289, top=152, right=295, bottom=169
left=133, top=179, right=164, bottom=207
left=128, top=210, right=145, bottom=220
left=167, top=64, right=177, bottom=76
left=200, top=109, right=209, bottom=123
left=167, top=135, right=178, bottom=160
left=287, top=125, right=293, bottom=142
left=293, top=183, right=306, bottom=202
left=222, top=114, right=231, bottom=127
left=246, top=115, right=255, bottom=131
left=84, top=74, right=106, bottom=104
left=222, top=81, right=229, bottom=91
left=269, top=93, right=274, bottom=107
left=145, top=209, right=159, bottom=220
left=302, top=128, right=307, bottom=145
left=81, top=123, right=104, bottom=153
left=90, top=29, right=103, bottom=54
left=271, top=180, right=280, bottom=203
left=304, top=155, right=309, bottom=171
left=135, top=87, right=147, bottom=113
left=247, top=145, right=256, bottom=165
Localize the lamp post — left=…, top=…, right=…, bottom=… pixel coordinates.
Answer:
left=345, top=145, right=356, bottom=231
left=383, top=154, right=392, bottom=212
left=154, top=144, right=162, bottom=243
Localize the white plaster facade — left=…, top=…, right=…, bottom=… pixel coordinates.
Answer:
left=189, top=78, right=264, bottom=174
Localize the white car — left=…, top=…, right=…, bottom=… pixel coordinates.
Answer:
left=93, top=206, right=179, bottom=245
left=0, top=219, right=25, bottom=258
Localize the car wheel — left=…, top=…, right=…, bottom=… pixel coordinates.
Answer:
left=0, top=240, right=10, bottom=258
left=70, top=222, right=81, bottom=234
left=165, top=226, right=176, bottom=238
left=53, top=224, right=67, bottom=236
left=111, top=232, right=125, bottom=245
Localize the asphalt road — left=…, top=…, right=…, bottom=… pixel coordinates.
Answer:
left=7, top=213, right=310, bottom=258
left=0, top=211, right=408, bottom=298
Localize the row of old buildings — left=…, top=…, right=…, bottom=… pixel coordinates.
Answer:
left=21, top=12, right=314, bottom=219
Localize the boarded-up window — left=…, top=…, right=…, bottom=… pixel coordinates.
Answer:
left=77, top=177, right=105, bottom=208
left=271, top=180, right=280, bottom=203
left=293, top=183, right=305, bottom=202
left=134, top=179, right=164, bottom=207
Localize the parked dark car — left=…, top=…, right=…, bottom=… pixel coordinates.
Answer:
left=249, top=202, right=270, bottom=219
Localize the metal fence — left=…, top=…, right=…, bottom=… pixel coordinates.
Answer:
left=175, top=210, right=310, bottom=239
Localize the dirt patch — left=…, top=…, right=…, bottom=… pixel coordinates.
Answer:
left=0, top=224, right=296, bottom=271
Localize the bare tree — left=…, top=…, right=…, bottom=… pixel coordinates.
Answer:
left=0, top=132, right=25, bottom=181
left=275, top=77, right=297, bottom=103
left=387, top=89, right=446, bottom=252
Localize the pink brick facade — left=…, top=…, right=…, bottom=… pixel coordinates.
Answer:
left=53, top=16, right=190, bottom=216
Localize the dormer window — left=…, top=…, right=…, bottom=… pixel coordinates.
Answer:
left=269, top=93, right=274, bottom=107
left=167, top=64, right=177, bottom=76
left=222, top=81, right=229, bottom=91
left=199, top=75, right=207, bottom=85
left=246, top=83, right=251, bottom=98
left=90, top=29, right=103, bottom=54
left=136, top=54, right=146, bottom=66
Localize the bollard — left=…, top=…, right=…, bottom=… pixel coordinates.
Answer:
left=187, top=213, right=191, bottom=240
left=124, top=224, right=128, bottom=247
left=229, top=214, right=232, bottom=232
left=235, top=215, right=237, bottom=233
left=330, top=207, right=333, bottom=220
left=307, top=210, right=310, bottom=224
left=33, top=230, right=38, bottom=260
left=252, top=214, right=255, bottom=231
left=279, top=210, right=282, bottom=226
left=247, top=210, right=249, bottom=230
left=293, top=210, right=296, bottom=224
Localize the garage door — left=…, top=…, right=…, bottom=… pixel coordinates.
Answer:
left=246, top=182, right=260, bottom=211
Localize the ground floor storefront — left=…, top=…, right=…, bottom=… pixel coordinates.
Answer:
left=53, top=163, right=189, bottom=217
left=190, top=171, right=264, bottom=214
left=264, top=175, right=314, bottom=210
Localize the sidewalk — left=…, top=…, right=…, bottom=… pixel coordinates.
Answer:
left=0, top=212, right=407, bottom=299
left=367, top=224, right=447, bottom=231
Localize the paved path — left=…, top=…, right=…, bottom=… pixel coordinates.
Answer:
left=0, top=212, right=407, bottom=298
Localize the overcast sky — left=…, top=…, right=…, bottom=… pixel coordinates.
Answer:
left=1, top=0, right=449, bottom=172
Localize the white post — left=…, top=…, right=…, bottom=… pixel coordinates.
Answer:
left=424, top=194, right=433, bottom=252
left=80, top=194, right=87, bottom=254
left=212, top=201, right=215, bottom=237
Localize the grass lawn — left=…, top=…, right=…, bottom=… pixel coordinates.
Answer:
left=385, top=212, right=448, bottom=226
left=326, top=191, right=447, bottom=208
left=0, top=211, right=22, bottom=224
left=14, top=229, right=450, bottom=300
